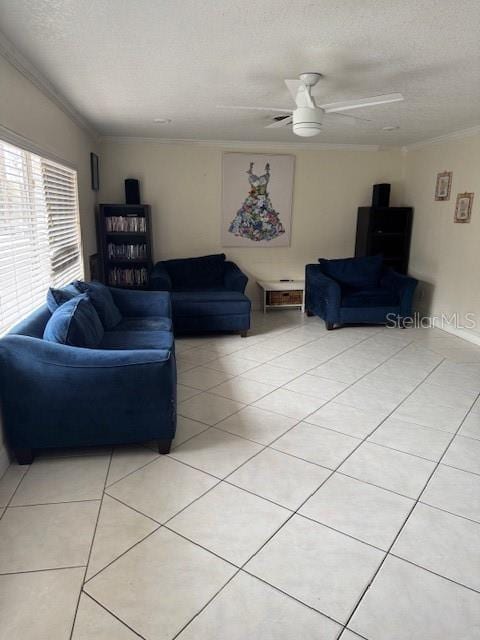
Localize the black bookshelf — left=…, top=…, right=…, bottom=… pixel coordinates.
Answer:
left=96, top=204, right=153, bottom=289
left=355, top=207, right=413, bottom=274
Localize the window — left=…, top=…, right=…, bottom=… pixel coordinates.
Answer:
left=0, top=139, right=83, bottom=334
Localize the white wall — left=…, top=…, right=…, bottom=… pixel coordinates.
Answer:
left=98, top=140, right=404, bottom=307
left=404, top=133, right=480, bottom=341
left=0, top=54, right=98, bottom=474
left=0, top=54, right=98, bottom=273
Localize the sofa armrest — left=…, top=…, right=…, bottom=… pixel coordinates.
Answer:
left=305, top=264, right=341, bottom=323
left=224, top=261, right=248, bottom=293
left=109, top=288, right=172, bottom=318
left=150, top=262, right=172, bottom=291
left=0, top=336, right=176, bottom=449
left=380, top=268, right=418, bottom=317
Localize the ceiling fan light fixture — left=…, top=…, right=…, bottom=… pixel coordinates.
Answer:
left=292, top=107, right=322, bottom=137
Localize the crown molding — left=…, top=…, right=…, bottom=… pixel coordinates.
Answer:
left=0, top=30, right=97, bottom=140
left=99, top=135, right=381, bottom=151
left=402, top=125, right=480, bottom=152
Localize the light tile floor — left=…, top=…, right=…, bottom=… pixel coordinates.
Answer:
left=1, top=310, right=480, bottom=639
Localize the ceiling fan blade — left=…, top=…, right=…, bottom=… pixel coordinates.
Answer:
left=265, top=116, right=293, bottom=129
left=216, top=105, right=292, bottom=113
left=284, top=79, right=302, bottom=101
left=324, top=112, right=371, bottom=125
left=284, top=79, right=314, bottom=108
left=320, top=93, right=404, bottom=113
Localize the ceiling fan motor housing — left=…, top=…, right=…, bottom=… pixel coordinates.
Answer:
left=292, top=107, right=323, bottom=137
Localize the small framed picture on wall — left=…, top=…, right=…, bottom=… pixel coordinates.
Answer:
left=434, top=171, right=452, bottom=201
left=454, top=192, right=474, bottom=223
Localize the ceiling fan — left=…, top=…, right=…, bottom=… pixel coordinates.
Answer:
left=218, top=73, right=403, bottom=137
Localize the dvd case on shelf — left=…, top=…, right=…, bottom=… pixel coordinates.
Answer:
left=107, top=243, right=147, bottom=260
left=105, top=215, right=147, bottom=233
left=108, top=267, right=148, bottom=287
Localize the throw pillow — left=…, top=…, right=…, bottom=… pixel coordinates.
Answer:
left=164, top=253, right=226, bottom=290
left=74, top=280, right=122, bottom=329
left=46, top=284, right=80, bottom=312
left=43, top=294, right=104, bottom=347
left=318, top=255, right=383, bottom=289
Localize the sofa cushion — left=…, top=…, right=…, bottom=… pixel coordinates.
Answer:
left=163, top=254, right=226, bottom=291
left=113, top=316, right=172, bottom=332
left=319, top=255, right=383, bottom=289
left=43, top=294, right=104, bottom=347
left=172, top=290, right=251, bottom=317
left=99, top=330, right=174, bottom=351
left=341, top=288, right=399, bottom=308
left=46, top=284, right=80, bottom=312
left=74, top=280, right=122, bottom=329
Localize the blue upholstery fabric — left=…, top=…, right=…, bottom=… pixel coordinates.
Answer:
left=162, top=254, right=226, bottom=290
left=74, top=280, right=122, bottom=329
left=113, top=317, right=172, bottom=332
left=43, top=294, right=104, bottom=347
left=46, top=284, right=80, bottom=312
left=149, top=262, right=172, bottom=291
left=109, top=287, right=171, bottom=319
left=381, top=268, right=418, bottom=318
left=100, top=330, right=174, bottom=351
left=151, top=256, right=250, bottom=334
left=174, top=313, right=250, bottom=334
left=318, top=255, right=383, bottom=289
left=172, top=291, right=250, bottom=317
left=0, top=289, right=176, bottom=459
left=306, top=259, right=417, bottom=328
left=341, top=288, right=399, bottom=308
left=9, top=305, right=52, bottom=338
left=223, top=261, right=248, bottom=293
left=305, top=265, right=341, bottom=325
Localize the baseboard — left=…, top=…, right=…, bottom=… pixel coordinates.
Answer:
left=432, top=317, right=480, bottom=347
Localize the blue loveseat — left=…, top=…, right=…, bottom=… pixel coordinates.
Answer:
left=0, top=286, right=176, bottom=464
left=305, top=255, right=417, bottom=329
left=150, top=253, right=251, bottom=335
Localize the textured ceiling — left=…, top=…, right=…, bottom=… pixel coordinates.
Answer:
left=0, top=0, right=479, bottom=145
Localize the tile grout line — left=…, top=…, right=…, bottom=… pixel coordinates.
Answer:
left=387, top=551, right=480, bottom=595
left=0, top=564, right=87, bottom=577
left=162, top=334, right=437, bottom=640
left=176, top=326, right=389, bottom=424
left=68, top=448, right=114, bottom=640
left=336, top=365, right=480, bottom=639
left=80, top=591, right=148, bottom=640
left=82, top=521, right=162, bottom=585
left=2, top=322, right=468, bottom=637
left=6, top=497, right=102, bottom=509
left=217, top=348, right=450, bottom=635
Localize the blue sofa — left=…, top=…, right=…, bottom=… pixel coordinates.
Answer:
left=150, top=253, right=251, bottom=336
left=305, top=255, right=417, bottom=329
left=0, top=286, right=176, bottom=464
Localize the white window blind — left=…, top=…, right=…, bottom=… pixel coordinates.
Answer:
left=0, top=139, right=83, bottom=334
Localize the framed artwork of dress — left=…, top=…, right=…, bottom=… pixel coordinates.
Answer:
left=221, top=153, right=295, bottom=247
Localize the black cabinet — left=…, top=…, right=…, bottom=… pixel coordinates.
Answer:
left=355, top=207, right=413, bottom=274
left=96, top=204, right=153, bottom=289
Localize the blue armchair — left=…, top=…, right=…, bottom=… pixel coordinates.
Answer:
left=305, top=255, right=417, bottom=329
left=0, top=288, right=176, bottom=464
left=150, top=253, right=251, bottom=336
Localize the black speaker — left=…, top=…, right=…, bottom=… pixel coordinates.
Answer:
left=125, top=179, right=140, bottom=205
left=372, top=183, right=390, bottom=208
